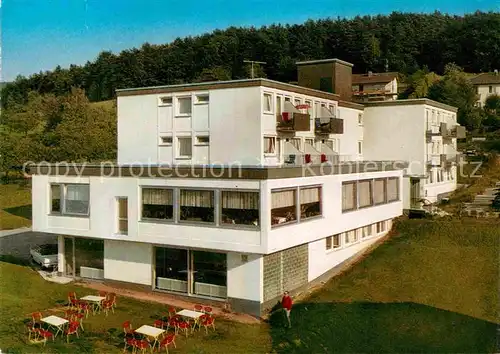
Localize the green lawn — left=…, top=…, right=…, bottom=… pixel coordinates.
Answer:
left=0, top=218, right=498, bottom=353
left=0, top=184, right=32, bottom=230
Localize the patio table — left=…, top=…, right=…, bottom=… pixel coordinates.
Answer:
left=176, top=309, right=205, bottom=330
left=80, top=295, right=106, bottom=314
left=41, top=315, right=68, bottom=337
left=135, top=324, right=165, bottom=350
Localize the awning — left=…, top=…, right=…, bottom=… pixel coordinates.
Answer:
left=320, top=143, right=337, bottom=155
left=284, top=142, right=301, bottom=155
left=283, top=101, right=301, bottom=113
left=304, top=143, right=321, bottom=155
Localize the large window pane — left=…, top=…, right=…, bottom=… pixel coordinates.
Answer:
left=51, top=184, right=61, bottom=213
left=271, top=189, right=297, bottom=226
left=300, top=186, right=321, bottom=219
left=358, top=180, right=373, bottom=208
left=64, top=184, right=89, bottom=215
left=387, top=177, right=399, bottom=202
left=64, top=237, right=74, bottom=277
left=342, top=182, right=356, bottom=212
left=155, top=247, right=188, bottom=293
left=180, top=190, right=214, bottom=223
left=221, top=191, right=259, bottom=226
left=75, top=238, right=104, bottom=278
left=193, top=251, right=227, bottom=298
left=142, top=188, right=173, bottom=220
left=374, top=179, right=387, bottom=205
left=178, top=97, right=192, bottom=115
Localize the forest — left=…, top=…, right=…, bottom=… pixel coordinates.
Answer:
left=1, top=11, right=499, bottom=172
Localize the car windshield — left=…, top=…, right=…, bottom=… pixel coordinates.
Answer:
left=38, top=244, right=58, bottom=255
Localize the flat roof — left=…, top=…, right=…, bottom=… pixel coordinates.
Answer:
left=295, top=58, right=354, bottom=67
left=28, top=161, right=407, bottom=180
left=363, top=98, right=458, bottom=113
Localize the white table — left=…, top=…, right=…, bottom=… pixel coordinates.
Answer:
left=41, top=315, right=68, bottom=337
left=135, top=325, right=165, bottom=350
left=176, top=309, right=205, bottom=330
left=80, top=295, right=106, bottom=313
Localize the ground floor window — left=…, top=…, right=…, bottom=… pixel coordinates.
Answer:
left=64, top=237, right=104, bottom=279
left=376, top=221, right=386, bottom=233
left=325, top=234, right=341, bottom=250
left=271, top=189, right=297, bottom=226
left=221, top=191, right=259, bottom=226
left=154, top=247, right=227, bottom=299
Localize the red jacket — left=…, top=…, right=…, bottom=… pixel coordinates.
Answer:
left=282, top=295, right=292, bottom=310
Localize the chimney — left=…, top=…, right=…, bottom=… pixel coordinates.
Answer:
left=296, top=58, right=354, bottom=100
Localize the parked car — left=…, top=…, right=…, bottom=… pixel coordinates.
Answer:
left=30, top=244, right=58, bottom=269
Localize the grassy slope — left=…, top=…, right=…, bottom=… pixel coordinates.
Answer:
left=269, top=219, right=499, bottom=353
left=0, top=184, right=32, bottom=230
left=0, top=261, right=271, bottom=353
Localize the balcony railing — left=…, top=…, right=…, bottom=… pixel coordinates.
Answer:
left=443, top=125, right=466, bottom=139
left=440, top=153, right=461, bottom=166
left=314, top=118, right=344, bottom=134
left=276, top=112, right=310, bottom=132
left=283, top=154, right=341, bottom=166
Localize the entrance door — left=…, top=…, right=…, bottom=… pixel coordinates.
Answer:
left=410, top=178, right=421, bottom=208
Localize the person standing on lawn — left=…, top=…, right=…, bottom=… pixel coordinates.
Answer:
left=282, top=291, right=293, bottom=328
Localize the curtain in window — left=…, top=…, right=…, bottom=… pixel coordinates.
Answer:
left=387, top=178, right=399, bottom=201
left=342, top=182, right=356, bottom=211
left=180, top=190, right=213, bottom=207
left=179, top=138, right=192, bottom=156
left=143, top=188, right=173, bottom=205
left=290, top=138, right=301, bottom=150
left=272, top=190, right=296, bottom=208
left=300, top=187, right=320, bottom=204
left=332, top=234, right=340, bottom=247
left=264, top=137, right=275, bottom=153
left=66, top=185, right=89, bottom=201
left=373, top=179, right=386, bottom=204
left=222, top=191, right=259, bottom=209
left=358, top=180, right=373, bottom=207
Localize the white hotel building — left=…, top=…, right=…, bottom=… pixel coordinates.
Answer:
left=30, top=59, right=459, bottom=316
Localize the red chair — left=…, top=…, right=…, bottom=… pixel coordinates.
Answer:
left=201, top=316, right=216, bottom=334
left=177, top=321, right=191, bottom=337
left=159, top=334, right=176, bottom=354
left=107, top=292, right=117, bottom=309
left=26, top=322, right=39, bottom=341
left=133, top=339, right=150, bottom=354
left=99, top=290, right=107, bottom=297
left=194, top=304, right=203, bottom=312
left=305, top=154, right=312, bottom=164
left=31, top=312, right=43, bottom=324
left=102, top=300, right=114, bottom=316
left=321, top=154, right=327, bottom=163
left=39, top=329, right=54, bottom=346
left=78, top=301, right=91, bottom=318
left=166, top=318, right=178, bottom=333
left=124, top=337, right=136, bottom=352
left=65, top=322, right=79, bottom=343
left=153, top=319, right=164, bottom=329
left=203, top=306, right=213, bottom=315
left=122, top=321, right=134, bottom=336
left=168, top=306, right=176, bottom=318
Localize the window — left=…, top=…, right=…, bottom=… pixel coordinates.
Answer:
left=264, top=137, right=276, bottom=154
left=263, top=93, right=273, bottom=113
left=305, top=100, right=312, bottom=115
left=117, top=197, right=128, bottom=234
left=160, top=96, right=172, bottom=105
left=358, top=141, right=363, bottom=155
left=142, top=188, right=173, bottom=220
left=344, top=230, right=357, bottom=244
left=51, top=184, right=90, bottom=215
left=276, top=95, right=282, bottom=114
left=177, top=97, right=192, bottom=115
left=196, top=136, right=209, bottom=145
left=305, top=138, right=314, bottom=146
left=489, top=86, right=493, bottom=93
left=50, top=184, right=61, bottom=213
left=180, top=189, right=214, bottom=223
left=160, top=136, right=172, bottom=145
left=177, top=137, right=192, bottom=158
left=221, top=191, right=259, bottom=226
left=290, top=138, right=301, bottom=150
left=358, top=113, right=363, bottom=125
left=387, top=177, right=399, bottom=202
left=373, top=178, right=387, bottom=205
left=376, top=221, right=386, bottom=233
left=362, top=225, right=373, bottom=238
left=196, top=94, right=209, bottom=104
left=342, top=182, right=357, bottom=212
left=271, top=189, right=297, bottom=226
left=325, top=234, right=341, bottom=250
left=300, top=186, right=321, bottom=219
left=294, top=98, right=301, bottom=107
left=285, top=96, right=291, bottom=102
left=328, top=105, right=335, bottom=114
left=358, top=180, right=373, bottom=208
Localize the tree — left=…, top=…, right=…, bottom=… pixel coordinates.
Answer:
left=194, top=66, right=232, bottom=82
left=428, top=63, right=480, bottom=130
left=482, top=94, right=500, bottom=131
left=400, top=68, right=441, bottom=98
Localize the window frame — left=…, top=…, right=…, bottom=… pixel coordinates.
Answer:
left=116, top=197, right=128, bottom=235
left=263, top=92, right=274, bottom=114
left=271, top=187, right=298, bottom=228
left=358, top=141, right=363, bottom=155
left=179, top=188, right=215, bottom=225
left=195, top=135, right=210, bottom=146
left=219, top=189, right=260, bottom=229
left=176, top=136, right=193, bottom=159
left=140, top=187, right=175, bottom=223
left=195, top=93, right=209, bottom=105
left=159, top=136, right=173, bottom=146
left=176, top=96, right=192, bottom=116
left=263, top=136, right=276, bottom=156
left=159, top=96, right=173, bottom=106
left=50, top=183, right=90, bottom=217
left=325, top=234, right=341, bottom=251
left=341, top=181, right=358, bottom=212
left=299, top=185, right=322, bottom=221
left=386, top=177, right=400, bottom=202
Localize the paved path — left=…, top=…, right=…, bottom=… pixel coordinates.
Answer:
left=0, top=228, right=57, bottom=260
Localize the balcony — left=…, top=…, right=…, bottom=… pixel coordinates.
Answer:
left=427, top=155, right=442, bottom=167
left=443, top=125, right=466, bottom=140
left=315, top=118, right=344, bottom=134
left=276, top=112, right=310, bottom=132
left=440, top=153, right=461, bottom=166
left=283, top=153, right=340, bottom=166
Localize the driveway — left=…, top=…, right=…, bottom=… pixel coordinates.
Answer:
left=0, top=228, right=57, bottom=261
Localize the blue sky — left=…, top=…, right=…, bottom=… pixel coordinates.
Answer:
left=2, top=0, right=497, bottom=81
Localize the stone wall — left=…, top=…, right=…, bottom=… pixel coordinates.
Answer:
left=263, top=243, right=308, bottom=303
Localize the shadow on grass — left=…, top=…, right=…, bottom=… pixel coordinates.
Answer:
left=4, top=204, right=33, bottom=220
left=0, top=255, right=30, bottom=266
left=269, top=301, right=498, bottom=353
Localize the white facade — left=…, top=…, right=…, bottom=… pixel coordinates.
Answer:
left=363, top=100, right=460, bottom=208
left=475, top=84, right=500, bottom=107
left=32, top=78, right=409, bottom=316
